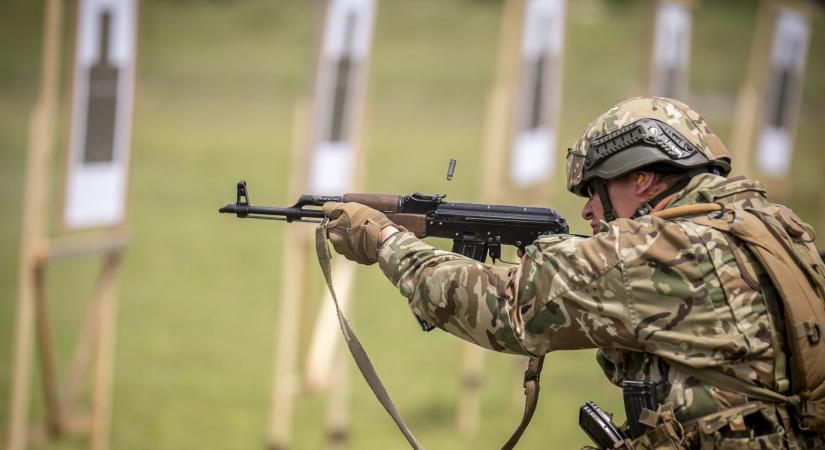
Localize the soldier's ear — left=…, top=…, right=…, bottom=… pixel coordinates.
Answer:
left=633, top=170, right=659, bottom=196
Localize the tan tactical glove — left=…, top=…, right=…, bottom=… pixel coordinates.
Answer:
left=322, top=202, right=394, bottom=265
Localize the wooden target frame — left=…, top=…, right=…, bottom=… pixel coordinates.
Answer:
left=267, top=1, right=376, bottom=449
left=63, top=0, right=136, bottom=230
left=458, top=0, right=569, bottom=435
left=644, top=0, right=694, bottom=100
left=5, top=1, right=137, bottom=450
left=754, top=3, right=813, bottom=179
left=507, top=0, right=567, bottom=190
left=731, top=0, right=818, bottom=187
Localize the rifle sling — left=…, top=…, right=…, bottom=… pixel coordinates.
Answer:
left=315, top=223, right=543, bottom=450
left=315, top=224, right=425, bottom=450
left=502, top=355, right=545, bottom=450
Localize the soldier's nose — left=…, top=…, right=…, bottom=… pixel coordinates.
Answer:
left=581, top=197, right=595, bottom=221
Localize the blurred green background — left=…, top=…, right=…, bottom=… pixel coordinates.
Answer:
left=1, top=1, right=824, bottom=449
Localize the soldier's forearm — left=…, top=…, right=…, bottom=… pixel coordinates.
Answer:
left=378, top=225, right=401, bottom=246
left=378, top=232, right=532, bottom=355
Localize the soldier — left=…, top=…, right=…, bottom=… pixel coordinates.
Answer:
left=321, top=97, right=825, bottom=449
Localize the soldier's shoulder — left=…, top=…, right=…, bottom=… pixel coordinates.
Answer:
left=608, top=215, right=705, bottom=263
left=610, top=215, right=688, bottom=240
left=527, top=231, right=621, bottom=280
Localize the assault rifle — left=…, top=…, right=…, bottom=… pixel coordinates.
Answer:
left=219, top=180, right=569, bottom=263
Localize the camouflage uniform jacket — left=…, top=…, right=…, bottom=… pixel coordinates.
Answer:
left=379, top=173, right=802, bottom=445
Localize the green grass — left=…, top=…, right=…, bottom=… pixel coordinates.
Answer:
left=1, top=1, right=824, bottom=449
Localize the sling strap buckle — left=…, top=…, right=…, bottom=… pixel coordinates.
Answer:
left=794, top=320, right=822, bottom=346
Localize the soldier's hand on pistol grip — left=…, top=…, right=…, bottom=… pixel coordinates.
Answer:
left=322, top=202, right=395, bottom=265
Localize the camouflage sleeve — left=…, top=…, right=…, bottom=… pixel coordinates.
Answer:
left=378, top=230, right=642, bottom=356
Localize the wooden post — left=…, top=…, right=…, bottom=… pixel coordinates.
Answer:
left=65, top=288, right=106, bottom=413
left=32, top=261, right=65, bottom=436
left=325, top=322, right=350, bottom=450
left=458, top=0, right=569, bottom=434
left=456, top=337, right=486, bottom=434
left=267, top=229, right=308, bottom=450
left=57, top=236, right=129, bottom=413
left=456, top=85, right=513, bottom=435
left=90, top=251, right=122, bottom=450
left=7, top=0, right=134, bottom=448
left=457, top=0, right=524, bottom=434
left=267, top=4, right=378, bottom=444
left=296, top=0, right=377, bottom=447
left=6, top=0, right=63, bottom=448
left=305, top=263, right=357, bottom=391
left=20, top=236, right=128, bottom=449
left=268, top=100, right=311, bottom=450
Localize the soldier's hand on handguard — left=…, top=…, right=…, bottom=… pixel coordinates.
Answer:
left=322, top=202, right=396, bottom=265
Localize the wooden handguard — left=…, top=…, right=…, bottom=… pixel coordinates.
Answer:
left=342, top=193, right=401, bottom=214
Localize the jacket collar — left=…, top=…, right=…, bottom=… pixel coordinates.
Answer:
left=665, top=174, right=768, bottom=210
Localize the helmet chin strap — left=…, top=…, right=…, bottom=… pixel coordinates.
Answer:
left=592, top=179, right=617, bottom=222
left=595, top=168, right=705, bottom=222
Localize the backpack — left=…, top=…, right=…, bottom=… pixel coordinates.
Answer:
left=655, top=202, right=825, bottom=433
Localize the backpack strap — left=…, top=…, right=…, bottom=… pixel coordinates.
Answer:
left=651, top=203, right=723, bottom=220
left=666, top=359, right=795, bottom=406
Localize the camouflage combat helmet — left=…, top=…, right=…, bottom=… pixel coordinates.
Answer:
left=566, top=97, right=732, bottom=199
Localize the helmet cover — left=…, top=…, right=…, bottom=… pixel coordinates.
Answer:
left=566, top=97, right=731, bottom=197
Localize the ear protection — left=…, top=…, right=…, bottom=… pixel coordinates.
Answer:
left=635, top=173, right=646, bottom=187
